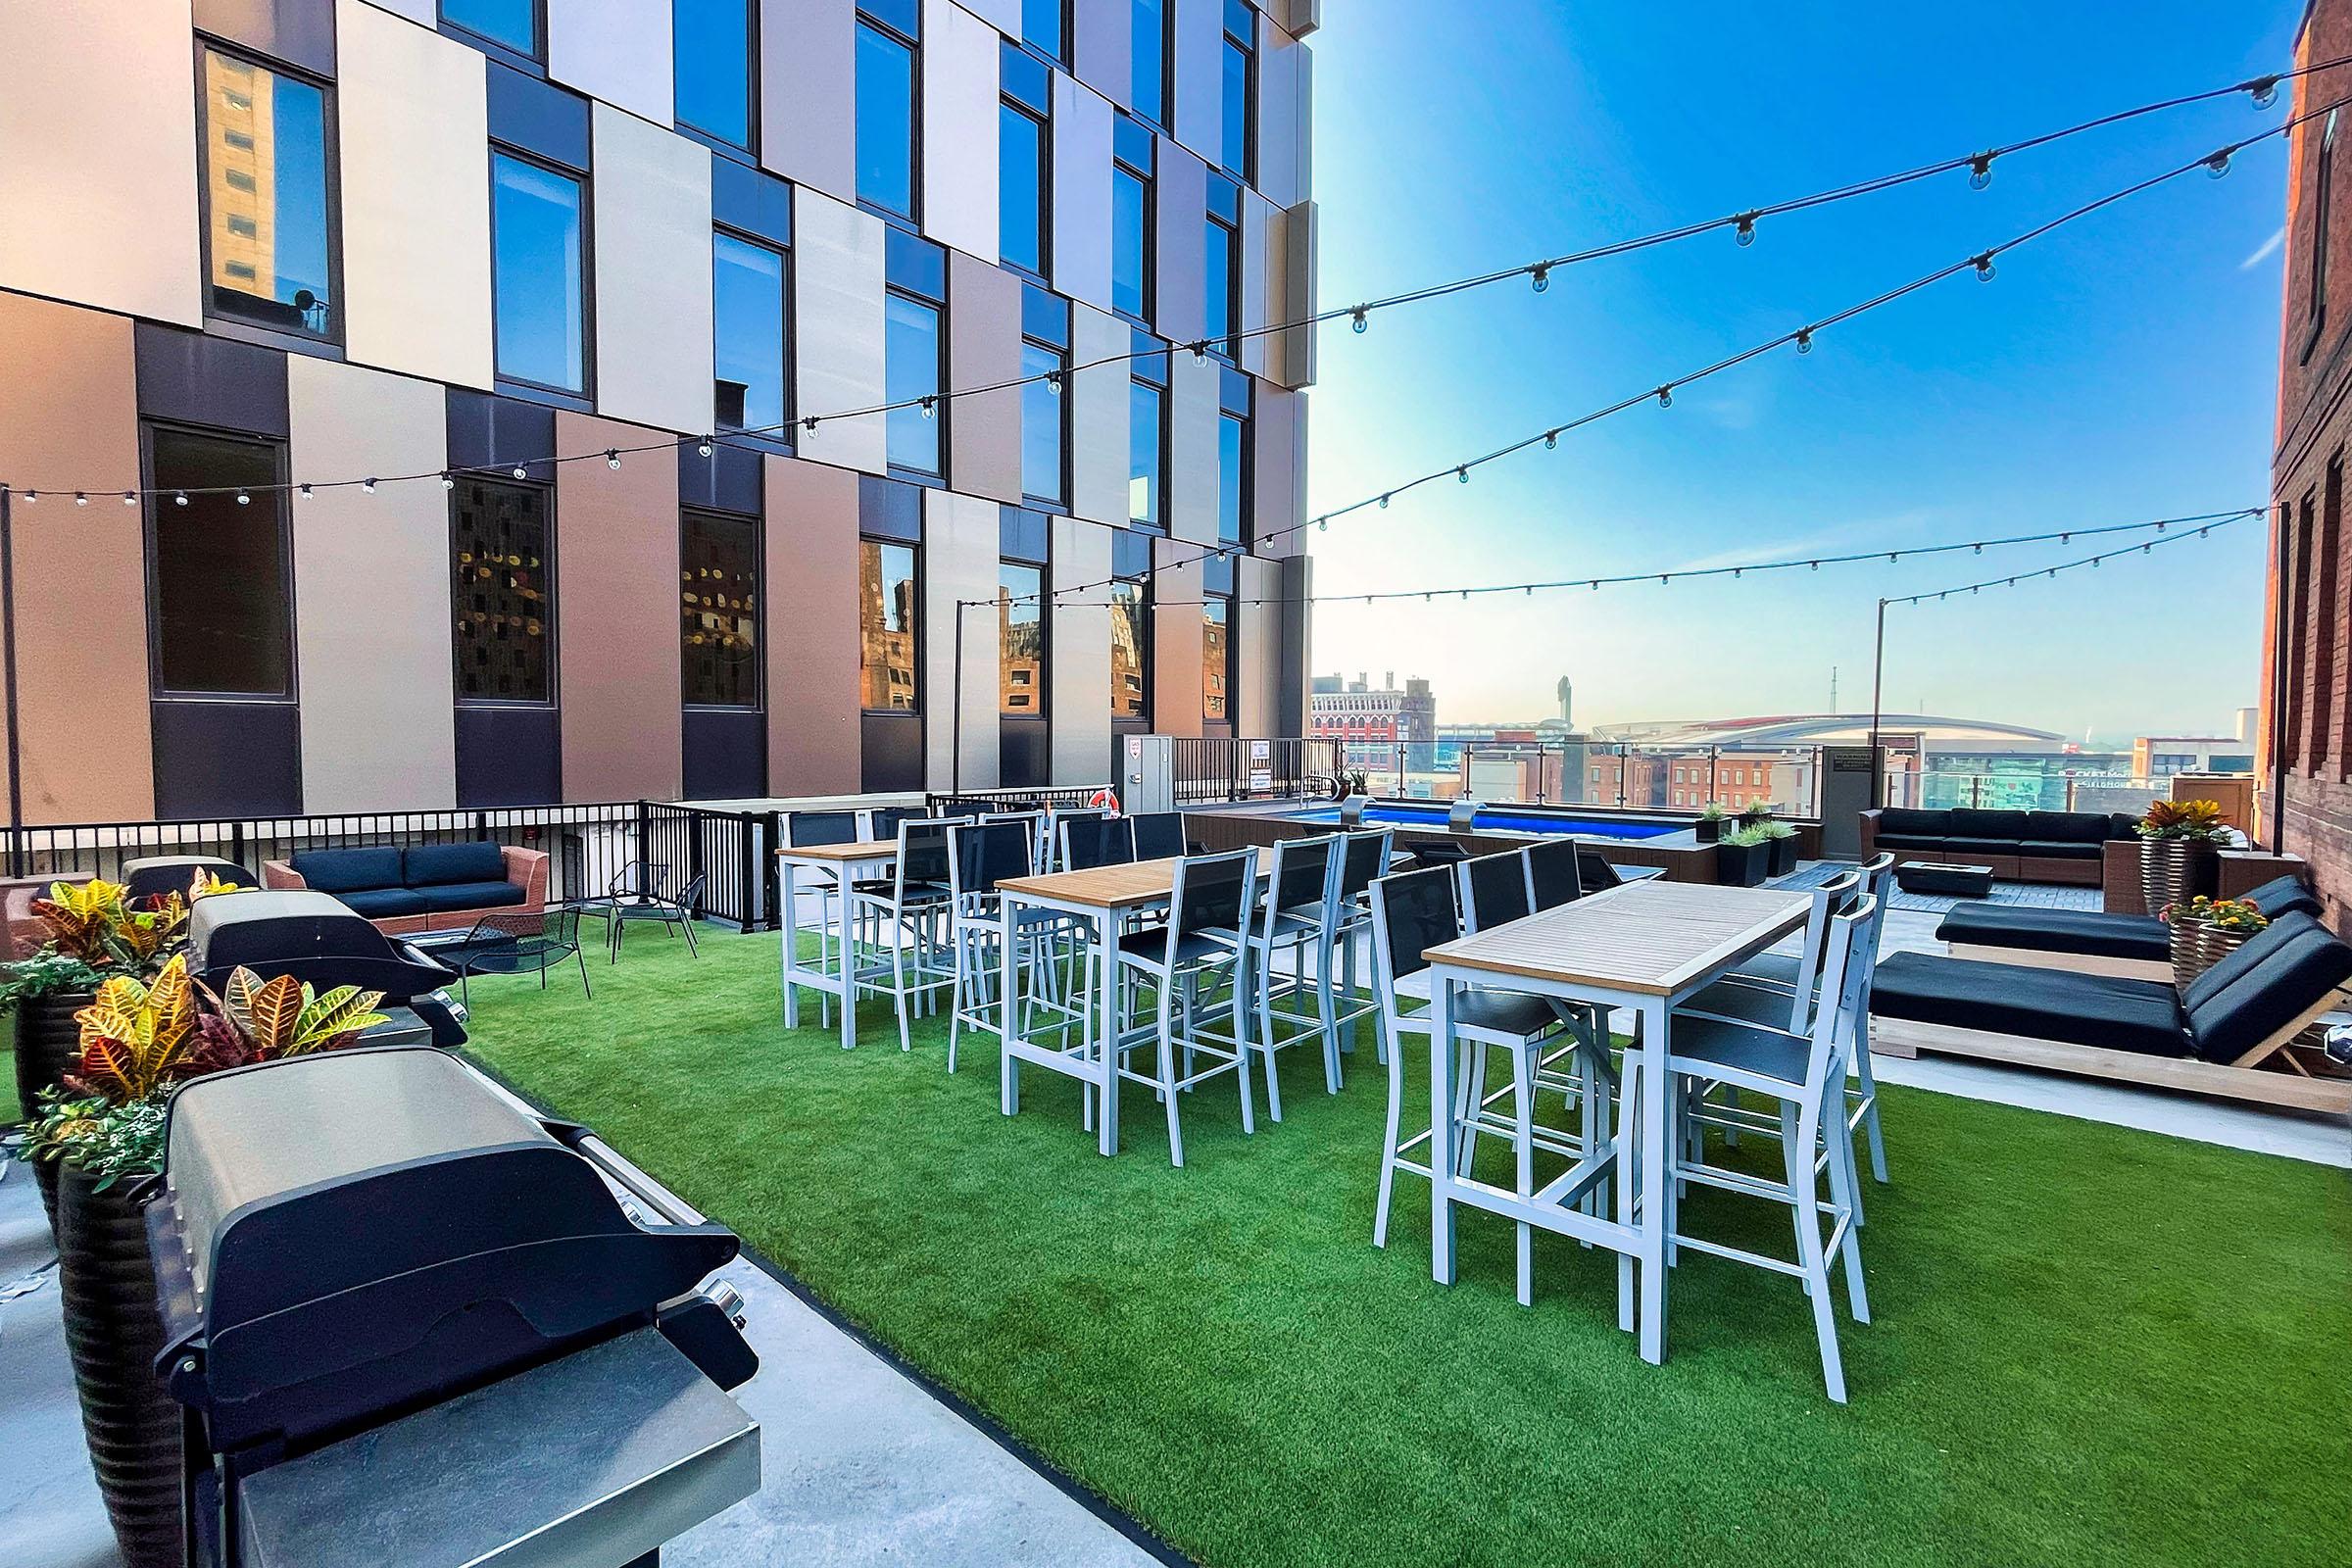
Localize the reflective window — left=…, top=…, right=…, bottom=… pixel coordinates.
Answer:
left=1131, top=0, right=1166, bottom=126
left=1202, top=596, right=1230, bottom=721
left=885, top=292, right=943, bottom=476
left=450, top=476, right=554, bottom=704
left=1112, top=164, right=1151, bottom=319
left=675, top=0, right=754, bottom=149
left=1020, top=340, right=1065, bottom=505
left=1129, top=379, right=1163, bottom=528
left=1203, top=215, right=1235, bottom=358
left=1000, top=99, right=1048, bottom=274
left=491, top=152, right=586, bottom=392
left=1110, top=576, right=1149, bottom=719
left=1217, top=411, right=1246, bottom=546
left=442, top=0, right=538, bottom=57
left=200, top=50, right=335, bottom=340
left=856, top=17, right=917, bottom=220
left=682, top=510, right=760, bottom=708
left=1021, top=0, right=1065, bottom=64
left=712, top=232, right=787, bottom=434
left=1220, top=0, right=1253, bottom=180
left=999, top=564, right=1045, bottom=716
left=859, top=539, right=920, bottom=710
left=149, top=428, right=290, bottom=698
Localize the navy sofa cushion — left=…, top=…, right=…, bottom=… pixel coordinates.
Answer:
left=1936, top=905, right=2169, bottom=963
left=405, top=841, right=509, bottom=887
left=2241, top=874, right=2323, bottom=920
left=1876, top=808, right=1949, bottom=837
left=1871, top=952, right=2188, bottom=1057
left=335, top=886, right=429, bottom=919
left=1948, top=808, right=2032, bottom=842
left=2185, top=925, right=2352, bottom=1063
left=2020, top=840, right=2102, bottom=861
left=416, top=879, right=527, bottom=913
left=2026, top=810, right=2111, bottom=844
left=292, top=846, right=405, bottom=895
left=1872, top=834, right=1944, bottom=851
left=1935, top=838, right=2018, bottom=858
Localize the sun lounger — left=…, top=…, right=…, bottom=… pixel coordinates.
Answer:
left=1935, top=874, right=2322, bottom=981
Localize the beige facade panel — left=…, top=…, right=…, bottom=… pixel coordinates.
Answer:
left=0, top=0, right=201, bottom=327
left=923, top=0, right=999, bottom=262
left=794, top=187, right=890, bottom=473
left=1052, top=74, right=1115, bottom=314
left=0, top=295, right=155, bottom=823
left=339, top=0, right=495, bottom=389
left=922, top=490, right=1002, bottom=789
left=1069, top=302, right=1130, bottom=526
left=1154, top=139, right=1207, bottom=348
left=1171, top=0, right=1224, bottom=167
left=556, top=412, right=684, bottom=802
left=550, top=0, right=674, bottom=126
left=948, top=253, right=1024, bottom=504
left=1167, top=348, right=1221, bottom=546
left=1072, top=0, right=1132, bottom=111
left=1256, top=18, right=1313, bottom=208
left=1254, top=385, right=1307, bottom=558
left=1152, top=543, right=1206, bottom=739
left=1275, top=199, right=1318, bottom=387
left=287, top=358, right=457, bottom=812
left=1051, top=517, right=1115, bottom=784
left=764, top=456, right=863, bottom=795
left=1240, top=190, right=1273, bottom=379
left=760, top=0, right=856, bottom=199
left=592, top=105, right=715, bottom=435
left=1235, top=554, right=1283, bottom=737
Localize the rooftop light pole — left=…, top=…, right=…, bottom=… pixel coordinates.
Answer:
left=1869, top=596, right=1887, bottom=808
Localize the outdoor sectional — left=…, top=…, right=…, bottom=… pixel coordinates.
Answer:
left=1935, top=874, right=2322, bottom=981
left=1858, top=806, right=2134, bottom=886
left=261, top=842, right=548, bottom=938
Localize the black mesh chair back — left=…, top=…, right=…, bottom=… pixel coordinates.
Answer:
left=869, top=806, right=923, bottom=845
left=898, top=818, right=956, bottom=891
left=1050, top=808, right=1105, bottom=863
left=675, top=873, right=707, bottom=916
left=1460, top=850, right=1532, bottom=933
left=953, top=819, right=1035, bottom=898
left=1062, top=815, right=1137, bottom=871
left=1337, top=830, right=1392, bottom=901
left=1171, top=850, right=1255, bottom=939
left=1372, top=865, right=1460, bottom=983
left=1269, top=834, right=1338, bottom=912
left=787, top=809, right=860, bottom=847
left=610, top=861, right=671, bottom=899
left=1526, top=838, right=1584, bottom=909
left=1129, top=812, right=1188, bottom=860
left=1578, top=850, right=1623, bottom=891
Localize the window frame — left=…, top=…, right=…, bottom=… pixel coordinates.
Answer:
left=1130, top=0, right=1171, bottom=130
left=859, top=536, right=924, bottom=714
left=1111, top=114, right=1157, bottom=325
left=997, top=559, right=1050, bottom=721
left=1218, top=366, right=1252, bottom=548
left=439, top=0, right=546, bottom=70
left=855, top=6, right=923, bottom=226
left=191, top=38, right=345, bottom=351
left=1129, top=332, right=1170, bottom=533
left=1219, top=0, right=1255, bottom=185
left=1020, top=0, right=1072, bottom=69
left=999, top=41, right=1054, bottom=281
left=448, top=470, right=560, bottom=710
left=680, top=505, right=764, bottom=710
left=1204, top=174, right=1242, bottom=363
left=673, top=0, right=760, bottom=159
left=140, top=420, right=299, bottom=704
left=1201, top=591, right=1234, bottom=724
left=487, top=143, right=595, bottom=403
left=1019, top=285, right=1071, bottom=511
left=2306, top=108, right=2337, bottom=366
left=1110, top=564, right=1152, bottom=724
left=710, top=224, right=794, bottom=441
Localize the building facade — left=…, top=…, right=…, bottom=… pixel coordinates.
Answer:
left=0, top=0, right=1316, bottom=824
left=2265, top=0, right=2352, bottom=923
left=1307, top=669, right=1432, bottom=767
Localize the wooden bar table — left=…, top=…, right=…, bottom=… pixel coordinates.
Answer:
left=992, top=858, right=1187, bottom=1156
left=1421, top=880, right=1810, bottom=1364
left=776, top=840, right=900, bottom=1052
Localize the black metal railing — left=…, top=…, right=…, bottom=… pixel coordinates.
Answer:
left=1164, top=737, right=1343, bottom=806
left=925, top=785, right=1104, bottom=814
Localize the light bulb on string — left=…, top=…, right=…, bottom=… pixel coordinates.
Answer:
left=1455, top=466, right=1469, bottom=484
left=1968, top=153, right=1994, bottom=191
left=235, top=490, right=251, bottom=507
left=698, top=435, right=714, bottom=458
left=1544, top=430, right=1558, bottom=449
left=1734, top=212, right=1758, bottom=247
left=2251, top=75, right=2280, bottom=109
left=362, top=477, right=377, bottom=495
left=1047, top=370, right=1064, bottom=396
left=121, top=491, right=136, bottom=506
left=18, top=491, right=32, bottom=504
left=173, top=492, right=188, bottom=507
left=1656, top=386, right=1674, bottom=409
left=1973, top=253, right=1996, bottom=281
left=74, top=492, right=87, bottom=507
left=606, top=450, right=622, bottom=470
left=919, top=396, right=937, bottom=420
left=2205, top=150, right=2231, bottom=179
left=1794, top=328, right=1813, bottom=355
left=298, top=483, right=313, bottom=498
left=512, top=465, right=527, bottom=479
left=1530, top=265, right=1550, bottom=294
left=440, top=472, right=456, bottom=489
left=1349, top=308, right=1368, bottom=334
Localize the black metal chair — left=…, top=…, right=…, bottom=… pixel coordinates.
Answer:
left=610, top=873, right=706, bottom=961
left=1526, top=838, right=1586, bottom=910
left=448, top=906, right=592, bottom=1004
left=573, top=862, right=670, bottom=956
left=1060, top=815, right=1137, bottom=871
left=1130, top=811, right=1189, bottom=860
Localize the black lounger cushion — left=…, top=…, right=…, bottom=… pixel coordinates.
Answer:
left=2185, top=926, right=2352, bottom=1064
left=1935, top=905, right=2168, bottom=963
left=1871, top=952, right=2189, bottom=1057
left=2180, top=910, right=2323, bottom=1012
left=2241, top=874, right=2323, bottom=921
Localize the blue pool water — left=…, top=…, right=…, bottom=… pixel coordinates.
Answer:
left=1271, top=803, right=1681, bottom=841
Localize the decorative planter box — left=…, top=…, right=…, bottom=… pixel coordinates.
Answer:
left=2139, top=839, right=2219, bottom=918
left=14, top=989, right=94, bottom=1232
left=1717, top=840, right=1770, bottom=888
left=56, top=1166, right=180, bottom=1568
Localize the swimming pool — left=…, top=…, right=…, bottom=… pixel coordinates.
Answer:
left=1268, top=803, right=1684, bottom=842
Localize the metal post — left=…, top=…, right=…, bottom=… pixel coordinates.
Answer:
left=1, top=486, right=22, bottom=878
left=1869, top=597, right=1887, bottom=808
left=951, top=602, right=967, bottom=796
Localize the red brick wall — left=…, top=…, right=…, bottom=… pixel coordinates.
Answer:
left=2266, top=0, right=2352, bottom=928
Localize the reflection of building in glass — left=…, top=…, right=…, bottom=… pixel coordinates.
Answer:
left=859, top=541, right=918, bottom=711
left=681, top=512, right=760, bottom=708
left=1000, top=590, right=1044, bottom=715
left=206, top=52, right=273, bottom=304
left=1202, top=600, right=1229, bottom=720
left=1110, top=580, right=1148, bottom=720
left=450, top=478, right=551, bottom=703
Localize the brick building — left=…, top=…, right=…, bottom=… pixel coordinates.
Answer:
left=2264, top=0, right=2352, bottom=924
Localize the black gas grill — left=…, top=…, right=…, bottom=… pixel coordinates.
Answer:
left=149, top=1047, right=760, bottom=1568
left=121, top=856, right=258, bottom=904
left=185, top=890, right=468, bottom=1047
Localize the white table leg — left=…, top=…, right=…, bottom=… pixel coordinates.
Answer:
left=1000, top=898, right=1021, bottom=1116
left=781, top=862, right=800, bottom=1029
left=1096, top=908, right=1120, bottom=1156
left=837, top=883, right=857, bottom=1051
left=1636, top=995, right=1669, bottom=1365
left=1429, top=971, right=1457, bottom=1286
left=1616, top=1012, right=1637, bottom=1335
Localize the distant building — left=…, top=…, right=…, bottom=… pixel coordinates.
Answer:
left=1311, top=671, right=1435, bottom=767
left=2132, top=736, right=2256, bottom=779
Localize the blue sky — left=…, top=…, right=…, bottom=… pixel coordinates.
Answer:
left=1302, top=1, right=2300, bottom=743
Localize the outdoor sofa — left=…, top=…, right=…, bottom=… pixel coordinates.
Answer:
left=1858, top=807, right=2136, bottom=887
left=1936, top=874, right=2323, bottom=981
left=1870, top=908, right=2352, bottom=1112
left=262, top=842, right=548, bottom=938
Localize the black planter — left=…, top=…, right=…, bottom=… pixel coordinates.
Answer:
left=1717, top=841, right=1769, bottom=888
left=1768, top=835, right=1800, bottom=877
left=1694, top=816, right=1724, bottom=843
left=15, top=989, right=93, bottom=1231
left=56, top=1165, right=181, bottom=1568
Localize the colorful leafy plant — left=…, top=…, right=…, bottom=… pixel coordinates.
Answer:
left=25, top=877, right=187, bottom=970
left=64, top=955, right=386, bottom=1105
left=2136, top=800, right=2230, bottom=843
left=2161, top=895, right=2269, bottom=934
left=17, top=1091, right=169, bottom=1189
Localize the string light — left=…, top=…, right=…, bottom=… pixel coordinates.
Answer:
left=440, top=472, right=455, bottom=489
left=2205, top=149, right=2231, bottom=178
left=698, top=436, right=714, bottom=458
left=235, top=490, right=251, bottom=507
left=1350, top=308, right=1368, bottom=333
left=512, top=465, right=527, bottom=479
left=1969, top=153, right=1995, bottom=191
left=2250, top=75, right=2281, bottom=109
left=1735, top=212, right=1759, bottom=247
left=606, top=449, right=622, bottom=469
left=298, top=483, right=313, bottom=498
left=1886, top=508, right=2255, bottom=606
left=121, top=492, right=136, bottom=506
left=173, top=492, right=188, bottom=507
left=1794, top=328, right=1814, bottom=354
left=1656, top=386, right=1674, bottom=409
left=362, top=477, right=377, bottom=495
left=920, top=396, right=938, bottom=420
left=73, top=492, right=86, bottom=507
left=1530, top=265, right=1550, bottom=293
left=1973, top=252, right=1996, bottom=281
left=18, top=492, right=32, bottom=504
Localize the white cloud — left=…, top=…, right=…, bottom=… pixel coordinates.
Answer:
left=2241, top=226, right=2285, bottom=270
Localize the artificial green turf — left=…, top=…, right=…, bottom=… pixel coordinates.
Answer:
left=465, top=927, right=2352, bottom=1568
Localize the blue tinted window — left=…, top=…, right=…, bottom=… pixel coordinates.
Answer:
left=1129, top=379, right=1162, bottom=528
left=443, top=0, right=537, bottom=56
left=885, top=292, right=942, bottom=475
left=857, top=21, right=916, bottom=219
left=491, top=152, right=585, bottom=391
left=1217, top=412, right=1245, bottom=545
left=202, top=51, right=334, bottom=339
left=1021, top=341, right=1065, bottom=505
left=712, top=232, right=786, bottom=434
left=1131, top=0, right=1165, bottom=125
left=1000, top=102, right=1047, bottom=275
left=1221, top=36, right=1250, bottom=178
left=1022, top=0, right=1064, bottom=62
left=1112, top=167, right=1150, bottom=319
left=675, top=0, right=753, bottom=148
left=1203, top=216, right=1234, bottom=352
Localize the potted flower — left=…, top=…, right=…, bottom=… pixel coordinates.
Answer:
left=1717, top=825, right=1772, bottom=888
left=1694, top=802, right=1728, bottom=843
left=18, top=955, right=385, bottom=1568
left=2134, top=800, right=2230, bottom=917
left=2160, top=895, right=2268, bottom=991
left=1757, top=818, right=1801, bottom=877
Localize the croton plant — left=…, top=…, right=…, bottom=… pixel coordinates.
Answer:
left=0, top=869, right=244, bottom=1011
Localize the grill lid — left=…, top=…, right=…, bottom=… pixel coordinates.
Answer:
left=186, top=888, right=455, bottom=1001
